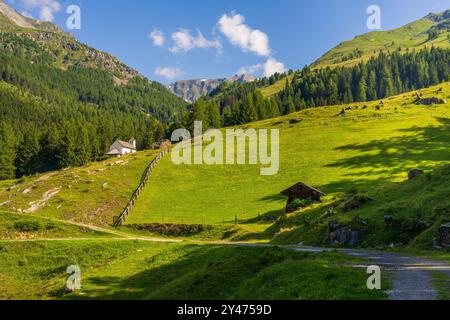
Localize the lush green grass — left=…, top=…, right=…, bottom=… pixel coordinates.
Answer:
left=0, top=150, right=160, bottom=226
left=433, top=273, right=450, bottom=300
left=314, top=18, right=450, bottom=69
left=0, top=240, right=386, bottom=300
left=261, top=75, right=293, bottom=98
left=66, top=244, right=385, bottom=300
left=0, top=240, right=154, bottom=299
left=128, top=83, right=450, bottom=231
left=0, top=211, right=113, bottom=240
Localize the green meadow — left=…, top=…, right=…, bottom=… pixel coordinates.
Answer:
left=0, top=239, right=386, bottom=300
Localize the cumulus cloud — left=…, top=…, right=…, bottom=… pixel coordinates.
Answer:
left=15, top=0, right=61, bottom=22
left=237, top=58, right=285, bottom=77
left=149, top=29, right=165, bottom=47
left=170, top=29, right=221, bottom=53
left=263, top=57, right=285, bottom=77
left=218, top=13, right=270, bottom=57
left=154, top=66, right=184, bottom=80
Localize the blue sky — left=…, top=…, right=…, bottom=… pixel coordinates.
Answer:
left=7, top=0, right=450, bottom=83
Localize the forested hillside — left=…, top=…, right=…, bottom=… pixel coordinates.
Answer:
left=259, top=10, right=450, bottom=99
left=183, top=48, right=449, bottom=129
left=0, top=4, right=186, bottom=180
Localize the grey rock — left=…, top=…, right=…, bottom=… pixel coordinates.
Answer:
left=439, top=223, right=450, bottom=246
left=408, top=169, right=424, bottom=180
left=416, top=97, right=446, bottom=105
left=385, top=215, right=394, bottom=227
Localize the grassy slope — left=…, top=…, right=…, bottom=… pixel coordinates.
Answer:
left=0, top=150, right=160, bottom=226
left=0, top=211, right=113, bottom=240
left=314, top=18, right=449, bottom=69
left=0, top=240, right=385, bottom=300
left=261, top=75, right=293, bottom=98
left=128, top=83, right=450, bottom=232
left=270, top=164, right=450, bottom=248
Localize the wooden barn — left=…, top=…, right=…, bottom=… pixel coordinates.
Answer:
left=281, top=182, right=326, bottom=209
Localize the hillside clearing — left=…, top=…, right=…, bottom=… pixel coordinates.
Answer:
left=128, top=83, right=450, bottom=229
left=0, top=150, right=160, bottom=226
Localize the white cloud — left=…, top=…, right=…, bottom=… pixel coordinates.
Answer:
left=263, top=58, right=285, bottom=77
left=218, top=13, right=271, bottom=57
left=149, top=29, right=165, bottom=47
left=170, top=29, right=221, bottom=53
left=154, top=67, right=184, bottom=80
left=237, top=58, right=285, bottom=77
left=237, top=63, right=262, bottom=76
left=16, top=0, right=61, bottom=22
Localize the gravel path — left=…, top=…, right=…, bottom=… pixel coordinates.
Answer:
left=293, top=246, right=450, bottom=300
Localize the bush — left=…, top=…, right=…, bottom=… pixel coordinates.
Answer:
left=342, top=195, right=373, bottom=212
left=287, top=199, right=314, bottom=213
left=13, top=221, right=41, bottom=232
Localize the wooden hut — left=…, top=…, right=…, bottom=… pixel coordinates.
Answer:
left=281, top=182, right=326, bottom=210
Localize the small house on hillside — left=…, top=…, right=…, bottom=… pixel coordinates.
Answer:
left=281, top=182, right=326, bottom=210
left=107, top=138, right=137, bottom=157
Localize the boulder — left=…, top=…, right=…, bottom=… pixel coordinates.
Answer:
left=328, top=221, right=342, bottom=233
left=415, top=220, right=431, bottom=232
left=329, top=222, right=362, bottom=246
left=289, top=118, right=303, bottom=124
left=408, top=169, right=424, bottom=180
left=384, top=215, right=393, bottom=227
left=326, top=209, right=334, bottom=217
left=439, top=223, right=450, bottom=246
left=330, top=227, right=362, bottom=246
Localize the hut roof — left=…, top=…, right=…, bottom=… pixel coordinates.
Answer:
left=281, top=182, right=326, bottom=196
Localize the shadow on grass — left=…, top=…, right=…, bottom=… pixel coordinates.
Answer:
left=67, top=245, right=308, bottom=300
left=247, top=118, right=450, bottom=244
left=327, top=118, right=450, bottom=175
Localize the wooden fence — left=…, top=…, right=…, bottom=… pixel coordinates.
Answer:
left=113, top=148, right=169, bottom=227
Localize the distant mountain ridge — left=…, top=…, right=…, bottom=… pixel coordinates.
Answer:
left=168, top=74, right=256, bottom=102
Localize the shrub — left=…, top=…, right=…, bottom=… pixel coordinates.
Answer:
left=287, top=199, right=314, bottom=213
left=13, top=221, right=41, bottom=232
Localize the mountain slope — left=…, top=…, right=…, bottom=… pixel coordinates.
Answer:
left=0, top=2, right=187, bottom=179
left=0, top=1, right=186, bottom=119
left=168, top=74, right=255, bottom=102
left=261, top=10, right=450, bottom=97
left=314, top=10, right=450, bottom=69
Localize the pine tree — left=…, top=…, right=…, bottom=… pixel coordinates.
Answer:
left=0, top=122, right=17, bottom=179
left=355, top=78, right=367, bottom=102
